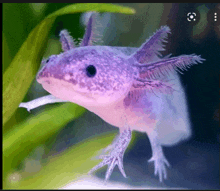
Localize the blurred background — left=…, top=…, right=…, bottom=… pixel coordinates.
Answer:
left=3, top=3, right=219, bottom=189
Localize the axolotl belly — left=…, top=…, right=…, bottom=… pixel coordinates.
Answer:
left=19, top=13, right=205, bottom=182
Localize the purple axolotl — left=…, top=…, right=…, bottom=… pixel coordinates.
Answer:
left=19, top=13, right=205, bottom=182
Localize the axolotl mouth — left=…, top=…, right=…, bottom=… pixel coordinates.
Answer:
left=36, top=64, right=98, bottom=106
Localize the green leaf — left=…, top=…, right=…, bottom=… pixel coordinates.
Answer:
left=3, top=3, right=136, bottom=188
left=2, top=33, right=12, bottom=73
left=3, top=3, right=135, bottom=126
left=3, top=103, right=86, bottom=185
left=5, top=131, right=117, bottom=189
left=3, top=3, right=40, bottom=70
left=3, top=17, right=54, bottom=126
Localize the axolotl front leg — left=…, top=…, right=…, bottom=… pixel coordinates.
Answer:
left=88, top=128, right=132, bottom=181
left=19, top=95, right=68, bottom=112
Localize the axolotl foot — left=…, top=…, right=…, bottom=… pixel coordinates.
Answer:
left=88, top=128, right=170, bottom=182
left=146, top=129, right=171, bottom=182
left=88, top=128, right=132, bottom=181
left=148, top=153, right=170, bottom=182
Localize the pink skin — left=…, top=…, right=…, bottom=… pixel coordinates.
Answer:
left=19, top=13, right=205, bottom=182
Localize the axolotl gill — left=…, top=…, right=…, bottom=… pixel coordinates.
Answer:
left=19, top=13, right=205, bottom=182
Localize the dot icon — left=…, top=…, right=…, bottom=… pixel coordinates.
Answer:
left=214, top=13, right=217, bottom=21
left=207, top=8, right=220, bottom=25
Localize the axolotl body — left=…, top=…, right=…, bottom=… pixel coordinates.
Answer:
left=19, top=13, right=205, bottom=182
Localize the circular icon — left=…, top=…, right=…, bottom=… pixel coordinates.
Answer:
left=186, top=10, right=200, bottom=25
left=187, top=12, right=196, bottom=21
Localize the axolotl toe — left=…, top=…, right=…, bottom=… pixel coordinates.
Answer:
left=19, top=13, right=205, bottom=182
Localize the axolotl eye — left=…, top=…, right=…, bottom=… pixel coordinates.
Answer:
left=86, top=65, right=96, bottom=77
left=43, top=55, right=57, bottom=65
left=45, top=58, right=50, bottom=63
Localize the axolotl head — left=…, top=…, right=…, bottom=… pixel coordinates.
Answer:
left=36, top=46, right=135, bottom=107
left=37, top=14, right=199, bottom=108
